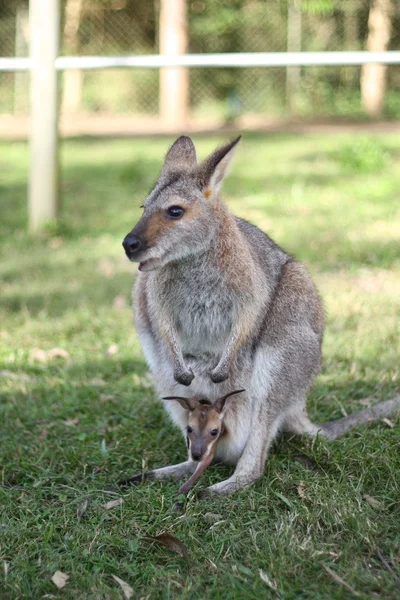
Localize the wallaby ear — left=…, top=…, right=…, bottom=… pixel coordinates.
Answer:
left=162, top=396, right=197, bottom=411
left=214, top=389, right=245, bottom=415
left=162, top=136, right=197, bottom=174
left=197, top=136, right=241, bottom=200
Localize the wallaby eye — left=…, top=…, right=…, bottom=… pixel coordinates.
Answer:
left=167, top=205, right=184, bottom=219
left=187, top=426, right=193, bottom=434
left=211, top=429, right=219, bottom=436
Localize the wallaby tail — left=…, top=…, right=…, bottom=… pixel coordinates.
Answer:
left=320, top=397, right=400, bottom=441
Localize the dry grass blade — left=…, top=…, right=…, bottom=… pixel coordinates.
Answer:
left=259, top=568, right=277, bottom=590
left=143, top=533, right=189, bottom=559
left=112, top=575, right=133, bottom=599
left=323, top=565, right=360, bottom=596
left=77, top=498, right=90, bottom=520
left=103, top=497, right=124, bottom=510
left=51, top=570, right=69, bottom=590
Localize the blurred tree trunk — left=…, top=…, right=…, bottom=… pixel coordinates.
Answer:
left=159, top=0, right=189, bottom=127
left=286, top=0, right=302, bottom=115
left=361, top=0, right=393, bottom=117
left=62, top=0, right=84, bottom=114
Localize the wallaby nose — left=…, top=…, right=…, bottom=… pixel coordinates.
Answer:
left=122, top=233, right=141, bottom=257
left=191, top=450, right=202, bottom=461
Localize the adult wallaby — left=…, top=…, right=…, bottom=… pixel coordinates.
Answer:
left=122, top=136, right=400, bottom=496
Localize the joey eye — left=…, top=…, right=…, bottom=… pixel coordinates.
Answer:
left=187, top=426, right=193, bottom=434
left=166, top=205, right=184, bottom=219
left=211, top=429, right=219, bottom=437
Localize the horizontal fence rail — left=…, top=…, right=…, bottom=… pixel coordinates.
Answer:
left=1, top=51, right=400, bottom=72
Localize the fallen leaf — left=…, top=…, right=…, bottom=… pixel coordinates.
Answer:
left=323, top=565, right=360, bottom=596
left=89, top=378, right=106, bottom=387
left=49, top=237, right=63, bottom=249
left=382, top=418, right=394, bottom=428
left=48, top=348, right=70, bottom=359
left=259, top=568, right=277, bottom=590
left=103, top=497, right=124, bottom=510
left=204, top=513, right=223, bottom=524
left=39, top=428, right=48, bottom=439
left=143, top=533, right=189, bottom=559
left=64, top=417, right=79, bottom=427
left=113, top=295, right=127, bottom=309
left=364, top=495, right=384, bottom=510
left=31, top=348, right=47, bottom=362
left=359, top=398, right=372, bottom=407
left=100, top=394, right=116, bottom=403
left=51, top=571, right=69, bottom=590
left=77, top=498, right=90, bottom=520
left=297, top=481, right=309, bottom=500
left=106, top=344, right=119, bottom=357
left=112, top=575, right=133, bottom=599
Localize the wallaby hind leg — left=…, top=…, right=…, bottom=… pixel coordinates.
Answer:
left=204, top=399, right=285, bottom=496
left=119, top=460, right=195, bottom=489
left=282, top=403, right=322, bottom=437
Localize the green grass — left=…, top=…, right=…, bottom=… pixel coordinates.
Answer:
left=1, top=133, right=400, bottom=599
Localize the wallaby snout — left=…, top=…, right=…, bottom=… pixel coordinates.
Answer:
left=190, top=440, right=206, bottom=461
left=122, top=232, right=143, bottom=259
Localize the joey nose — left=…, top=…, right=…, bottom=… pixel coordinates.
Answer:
left=122, top=234, right=141, bottom=257
left=191, top=451, right=202, bottom=461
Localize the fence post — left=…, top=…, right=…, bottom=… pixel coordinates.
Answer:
left=286, top=0, right=302, bottom=115
left=29, top=0, right=60, bottom=232
left=159, top=0, right=189, bottom=128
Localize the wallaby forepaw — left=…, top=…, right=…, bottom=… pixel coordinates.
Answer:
left=208, top=367, right=229, bottom=383
left=174, top=367, right=194, bottom=386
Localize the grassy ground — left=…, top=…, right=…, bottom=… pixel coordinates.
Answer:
left=0, top=133, right=399, bottom=599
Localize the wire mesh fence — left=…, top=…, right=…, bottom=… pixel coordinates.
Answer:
left=0, top=0, right=399, bottom=127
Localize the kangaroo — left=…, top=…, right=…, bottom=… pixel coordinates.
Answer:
left=122, top=136, right=400, bottom=496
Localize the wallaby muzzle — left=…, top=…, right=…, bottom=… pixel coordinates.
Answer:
left=190, top=438, right=207, bottom=461
left=122, top=219, right=149, bottom=261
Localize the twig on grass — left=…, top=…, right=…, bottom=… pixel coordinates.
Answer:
left=376, top=550, right=400, bottom=588
left=323, top=565, right=360, bottom=597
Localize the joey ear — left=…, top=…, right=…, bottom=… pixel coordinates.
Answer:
left=214, top=389, right=246, bottom=415
left=162, top=136, right=197, bottom=173
left=197, top=136, right=241, bottom=200
left=162, top=396, right=197, bottom=411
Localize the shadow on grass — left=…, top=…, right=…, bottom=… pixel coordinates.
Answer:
left=1, top=357, right=398, bottom=493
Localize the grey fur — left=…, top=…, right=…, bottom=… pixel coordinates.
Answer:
left=122, top=136, right=400, bottom=496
